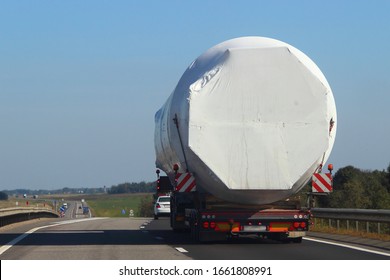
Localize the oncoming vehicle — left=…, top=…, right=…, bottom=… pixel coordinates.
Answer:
left=154, top=196, right=171, bottom=219
left=83, top=206, right=89, bottom=214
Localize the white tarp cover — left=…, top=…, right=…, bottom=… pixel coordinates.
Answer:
left=155, top=37, right=337, bottom=204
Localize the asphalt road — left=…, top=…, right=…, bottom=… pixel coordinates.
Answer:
left=0, top=215, right=389, bottom=260
left=146, top=218, right=390, bottom=260
left=0, top=217, right=189, bottom=260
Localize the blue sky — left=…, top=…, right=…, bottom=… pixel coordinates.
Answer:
left=1, top=0, right=389, bottom=189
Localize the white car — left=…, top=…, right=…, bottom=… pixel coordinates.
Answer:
left=154, top=196, right=171, bottom=219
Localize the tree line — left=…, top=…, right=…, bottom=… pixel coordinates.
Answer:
left=3, top=187, right=106, bottom=196
left=2, top=164, right=390, bottom=209
left=108, top=181, right=155, bottom=194
left=110, top=164, right=390, bottom=210
left=316, top=164, right=390, bottom=209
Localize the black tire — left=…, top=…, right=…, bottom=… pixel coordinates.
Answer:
left=292, top=237, right=303, bottom=243
left=269, top=233, right=289, bottom=243
left=154, top=214, right=158, bottom=220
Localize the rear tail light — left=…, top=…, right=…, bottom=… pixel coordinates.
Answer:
left=210, top=222, right=216, bottom=229
left=202, top=222, right=209, bottom=229
left=156, top=203, right=161, bottom=208
left=293, top=221, right=306, bottom=229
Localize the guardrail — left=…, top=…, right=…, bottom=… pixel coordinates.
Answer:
left=311, top=208, right=390, bottom=235
left=0, top=207, right=59, bottom=228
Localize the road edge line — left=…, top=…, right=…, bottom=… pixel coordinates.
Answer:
left=303, top=236, right=390, bottom=257
left=0, top=218, right=106, bottom=256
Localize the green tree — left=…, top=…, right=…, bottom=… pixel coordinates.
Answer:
left=318, top=165, right=390, bottom=209
left=319, top=166, right=365, bottom=208
left=109, top=181, right=155, bottom=194
left=138, top=195, right=154, bottom=217
left=386, top=163, right=390, bottom=192
left=0, top=191, right=8, bottom=200
left=364, top=172, right=390, bottom=208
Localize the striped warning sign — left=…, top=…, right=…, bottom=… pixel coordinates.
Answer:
left=312, top=173, right=333, bottom=193
left=175, top=173, right=196, bottom=192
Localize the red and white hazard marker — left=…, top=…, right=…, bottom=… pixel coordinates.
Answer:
left=175, top=173, right=196, bottom=192
left=312, top=173, right=333, bottom=193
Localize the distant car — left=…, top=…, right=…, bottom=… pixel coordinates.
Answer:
left=154, top=196, right=171, bottom=219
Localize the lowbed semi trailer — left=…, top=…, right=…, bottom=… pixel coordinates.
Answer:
left=154, top=37, right=337, bottom=242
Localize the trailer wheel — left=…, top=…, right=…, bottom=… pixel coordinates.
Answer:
left=292, top=237, right=302, bottom=243
left=269, top=233, right=289, bottom=243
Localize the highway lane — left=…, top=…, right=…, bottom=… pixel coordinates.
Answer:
left=144, top=218, right=390, bottom=260
left=1, top=216, right=389, bottom=260
left=60, top=200, right=90, bottom=219
left=0, top=217, right=190, bottom=260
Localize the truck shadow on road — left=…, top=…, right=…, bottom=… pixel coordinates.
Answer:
left=0, top=229, right=286, bottom=246
left=0, top=217, right=289, bottom=247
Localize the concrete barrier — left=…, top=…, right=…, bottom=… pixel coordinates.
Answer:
left=0, top=207, right=59, bottom=227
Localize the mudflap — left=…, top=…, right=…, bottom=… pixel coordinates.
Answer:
left=171, top=192, right=194, bottom=232
left=171, top=212, right=186, bottom=232
left=287, top=231, right=305, bottom=243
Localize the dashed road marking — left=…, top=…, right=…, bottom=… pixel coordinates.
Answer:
left=175, top=247, right=188, bottom=253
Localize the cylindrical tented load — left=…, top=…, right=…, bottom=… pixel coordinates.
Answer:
left=154, top=36, right=337, bottom=205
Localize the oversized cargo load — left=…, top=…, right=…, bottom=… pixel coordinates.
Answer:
left=154, top=36, right=336, bottom=205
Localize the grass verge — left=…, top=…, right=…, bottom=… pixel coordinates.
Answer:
left=85, top=193, right=153, bottom=218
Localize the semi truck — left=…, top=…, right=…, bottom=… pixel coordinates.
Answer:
left=154, top=37, right=337, bottom=242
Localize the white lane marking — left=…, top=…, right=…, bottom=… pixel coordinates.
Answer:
left=155, top=236, right=164, bottom=240
left=0, top=218, right=107, bottom=256
left=0, top=224, right=56, bottom=256
left=52, top=217, right=105, bottom=225
left=175, top=247, right=188, bottom=253
left=303, top=237, right=390, bottom=257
